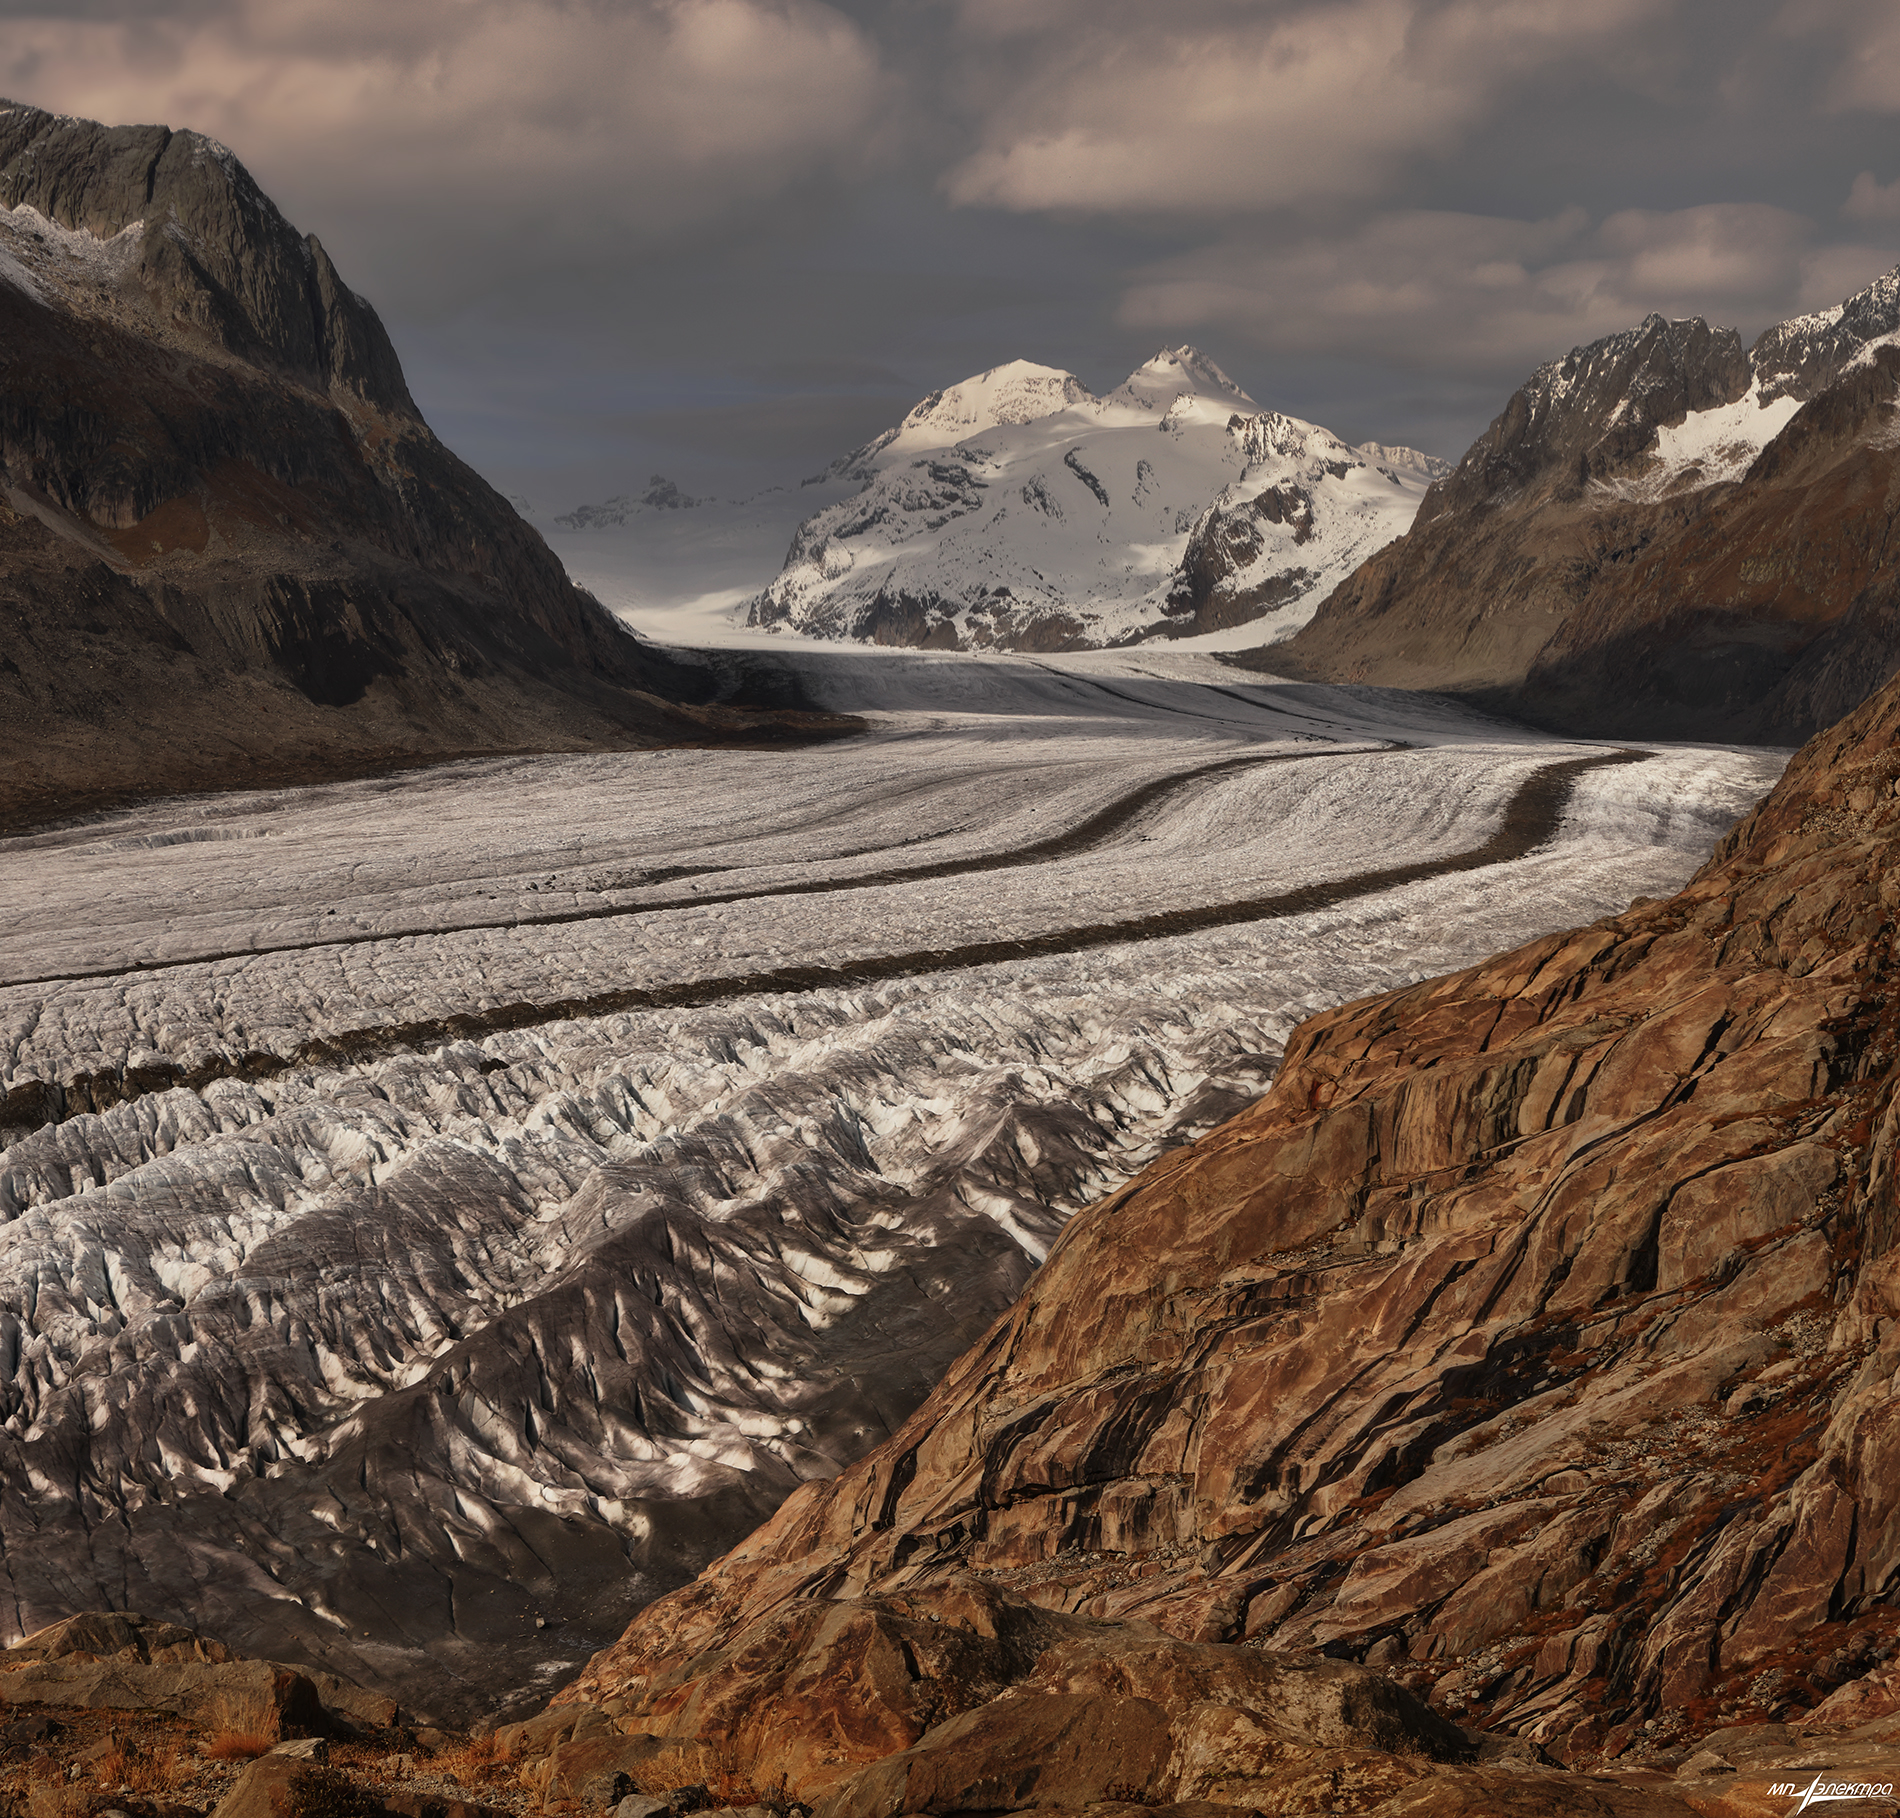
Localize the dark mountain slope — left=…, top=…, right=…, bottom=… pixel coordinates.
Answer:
left=1257, top=281, right=1900, bottom=743
left=0, top=103, right=845, bottom=830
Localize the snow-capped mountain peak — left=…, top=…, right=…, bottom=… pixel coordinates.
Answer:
left=1751, top=264, right=1900, bottom=404
left=1104, top=346, right=1257, bottom=429
left=897, top=359, right=1092, bottom=440
left=829, top=360, right=1094, bottom=480
left=748, top=345, right=1435, bottom=653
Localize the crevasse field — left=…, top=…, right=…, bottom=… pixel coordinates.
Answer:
left=0, top=643, right=1786, bottom=1716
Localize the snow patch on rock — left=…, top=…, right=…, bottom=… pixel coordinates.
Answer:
left=1597, top=382, right=1807, bottom=500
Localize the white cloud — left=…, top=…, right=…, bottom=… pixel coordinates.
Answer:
left=1117, top=202, right=1890, bottom=375
left=0, top=0, right=893, bottom=260
left=940, top=0, right=1672, bottom=215
left=1844, top=170, right=1900, bottom=220
left=1779, top=0, right=1900, bottom=110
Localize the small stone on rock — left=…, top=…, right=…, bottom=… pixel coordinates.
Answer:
left=270, top=1738, right=329, bottom=1761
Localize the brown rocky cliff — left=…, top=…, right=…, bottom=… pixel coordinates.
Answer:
left=561, top=666, right=1900, bottom=1782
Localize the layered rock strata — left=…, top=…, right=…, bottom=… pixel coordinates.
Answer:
left=1264, top=279, right=1900, bottom=741
left=560, top=665, right=1900, bottom=1793
left=0, top=103, right=842, bottom=830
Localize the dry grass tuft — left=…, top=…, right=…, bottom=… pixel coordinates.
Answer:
left=426, top=1732, right=506, bottom=1787
left=90, top=1737, right=132, bottom=1786
left=203, top=1729, right=277, bottom=1762
left=128, top=1737, right=192, bottom=1793
left=88, top=1729, right=193, bottom=1793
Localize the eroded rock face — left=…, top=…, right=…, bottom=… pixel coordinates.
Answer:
left=1265, top=278, right=1900, bottom=743
left=538, top=1578, right=1470, bottom=1811
left=564, top=665, right=1900, bottom=1777
left=0, top=101, right=837, bottom=831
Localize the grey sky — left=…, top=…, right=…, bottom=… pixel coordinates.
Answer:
left=5, top=0, right=1900, bottom=504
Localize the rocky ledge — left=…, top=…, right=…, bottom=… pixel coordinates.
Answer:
left=0, top=1611, right=522, bottom=1818
left=518, top=661, right=1900, bottom=1810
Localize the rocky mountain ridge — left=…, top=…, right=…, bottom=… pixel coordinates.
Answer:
left=555, top=479, right=705, bottom=529
left=0, top=106, right=414, bottom=417
left=746, top=349, right=1446, bottom=652
left=0, top=103, right=842, bottom=832
left=1265, top=269, right=1900, bottom=741
left=551, top=657, right=1900, bottom=1804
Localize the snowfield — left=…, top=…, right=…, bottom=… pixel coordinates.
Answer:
left=0, top=647, right=1785, bottom=1714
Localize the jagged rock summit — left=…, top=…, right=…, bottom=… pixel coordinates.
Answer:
left=0, top=102, right=842, bottom=831
left=555, top=659, right=1900, bottom=1804
left=1266, top=267, right=1900, bottom=742
left=0, top=105, right=413, bottom=414
left=748, top=346, right=1446, bottom=651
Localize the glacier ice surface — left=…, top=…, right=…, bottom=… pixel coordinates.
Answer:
left=0, top=647, right=1786, bottom=1711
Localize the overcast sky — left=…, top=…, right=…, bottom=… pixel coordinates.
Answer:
left=6, top=0, right=1900, bottom=503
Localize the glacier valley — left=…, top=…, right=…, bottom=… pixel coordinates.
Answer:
left=0, top=646, right=1785, bottom=1719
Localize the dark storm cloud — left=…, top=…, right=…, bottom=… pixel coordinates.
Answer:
left=6, top=0, right=1900, bottom=493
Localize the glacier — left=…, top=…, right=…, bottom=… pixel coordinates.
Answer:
left=0, top=647, right=1785, bottom=1717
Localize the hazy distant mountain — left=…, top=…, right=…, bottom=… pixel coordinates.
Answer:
left=556, top=476, right=705, bottom=528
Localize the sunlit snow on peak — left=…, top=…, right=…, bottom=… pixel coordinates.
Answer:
left=1108, top=345, right=1256, bottom=415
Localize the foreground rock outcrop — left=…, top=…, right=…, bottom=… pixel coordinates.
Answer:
left=553, top=663, right=1900, bottom=1802
left=0, top=103, right=845, bottom=831
left=1, top=1611, right=399, bottom=1738
left=1264, top=278, right=1900, bottom=741
left=0, top=1610, right=533, bottom=1818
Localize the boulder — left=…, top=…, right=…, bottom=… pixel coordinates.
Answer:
left=1799, top=1662, right=1900, bottom=1730
left=1368, top=1774, right=1701, bottom=1815
left=1, top=1654, right=330, bottom=1741
left=306, top=1671, right=403, bottom=1736
left=9, top=1612, right=233, bottom=1666
left=210, top=1755, right=309, bottom=1818
left=493, top=1702, right=612, bottom=1761
left=537, top=1731, right=665, bottom=1805
left=812, top=1691, right=1174, bottom=1818
left=381, top=1796, right=511, bottom=1818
